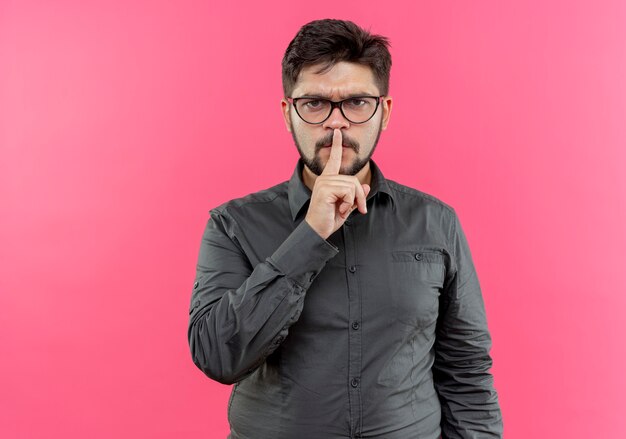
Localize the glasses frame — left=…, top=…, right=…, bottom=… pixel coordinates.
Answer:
left=287, top=95, right=384, bottom=125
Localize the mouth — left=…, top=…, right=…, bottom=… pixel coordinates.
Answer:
left=321, top=144, right=350, bottom=148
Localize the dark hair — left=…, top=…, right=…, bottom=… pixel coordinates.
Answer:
left=282, top=19, right=392, bottom=98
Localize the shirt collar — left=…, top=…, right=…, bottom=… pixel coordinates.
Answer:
left=288, top=157, right=395, bottom=221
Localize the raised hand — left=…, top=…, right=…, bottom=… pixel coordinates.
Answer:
left=304, top=129, right=371, bottom=240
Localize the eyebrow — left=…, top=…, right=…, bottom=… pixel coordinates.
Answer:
left=296, top=92, right=376, bottom=99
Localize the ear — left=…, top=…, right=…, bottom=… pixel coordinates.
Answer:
left=281, top=98, right=292, bottom=132
left=381, top=96, right=393, bottom=130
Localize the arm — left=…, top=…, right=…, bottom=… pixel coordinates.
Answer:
left=187, top=208, right=339, bottom=384
left=433, top=211, right=504, bottom=438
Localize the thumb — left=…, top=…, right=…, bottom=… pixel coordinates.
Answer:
left=362, top=184, right=371, bottom=198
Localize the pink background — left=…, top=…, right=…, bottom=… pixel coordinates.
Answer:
left=2, top=1, right=625, bottom=437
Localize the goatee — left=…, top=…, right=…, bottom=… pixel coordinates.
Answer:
left=290, top=120, right=382, bottom=176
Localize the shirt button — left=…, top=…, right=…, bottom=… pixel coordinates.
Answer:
left=349, top=265, right=357, bottom=273
left=193, top=281, right=199, bottom=289
left=414, top=253, right=422, bottom=261
left=351, top=321, right=360, bottom=330
left=351, top=377, right=360, bottom=388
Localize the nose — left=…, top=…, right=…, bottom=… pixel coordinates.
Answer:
left=322, top=106, right=350, bottom=130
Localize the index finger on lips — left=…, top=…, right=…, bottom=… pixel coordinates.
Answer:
left=321, top=129, right=343, bottom=176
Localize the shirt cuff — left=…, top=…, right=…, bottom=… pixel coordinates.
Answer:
left=268, top=219, right=339, bottom=289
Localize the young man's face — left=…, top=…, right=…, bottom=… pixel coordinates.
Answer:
left=281, top=61, right=392, bottom=176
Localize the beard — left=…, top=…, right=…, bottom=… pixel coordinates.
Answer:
left=290, top=119, right=383, bottom=176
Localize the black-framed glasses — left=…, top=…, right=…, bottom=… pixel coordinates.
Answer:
left=287, top=95, right=383, bottom=124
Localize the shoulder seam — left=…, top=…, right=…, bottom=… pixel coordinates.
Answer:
left=210, top=181, right=288, bottom=216
left=385, top=179, right=455, bottom=214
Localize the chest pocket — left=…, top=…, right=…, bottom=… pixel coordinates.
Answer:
left=389, top=248, right=446, bottom=329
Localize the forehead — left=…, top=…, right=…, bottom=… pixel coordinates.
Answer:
left=291, top=61, right=379, bottom=98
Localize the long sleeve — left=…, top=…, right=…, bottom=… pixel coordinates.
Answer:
left=187, top=208, right=339, bottom=385
left=432, top=211, right=504, bottom=438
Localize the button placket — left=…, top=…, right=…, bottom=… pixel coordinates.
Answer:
left=342, top=217, right=362, bottom=437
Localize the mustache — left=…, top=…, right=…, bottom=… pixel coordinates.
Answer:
left=315, top=133, right=360, bottom=153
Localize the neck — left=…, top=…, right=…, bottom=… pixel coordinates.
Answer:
left=302, top=160, right=372, bottom=192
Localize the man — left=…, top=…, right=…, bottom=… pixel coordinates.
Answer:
left=188, top=19, right=503, bottom=439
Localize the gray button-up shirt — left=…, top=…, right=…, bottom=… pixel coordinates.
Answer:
left=188, top=158, right=503, bottom=439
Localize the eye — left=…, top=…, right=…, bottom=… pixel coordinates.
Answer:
left=303, top=99, right=323, bottom=108
left=346, top=98, right=367, bottom=106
